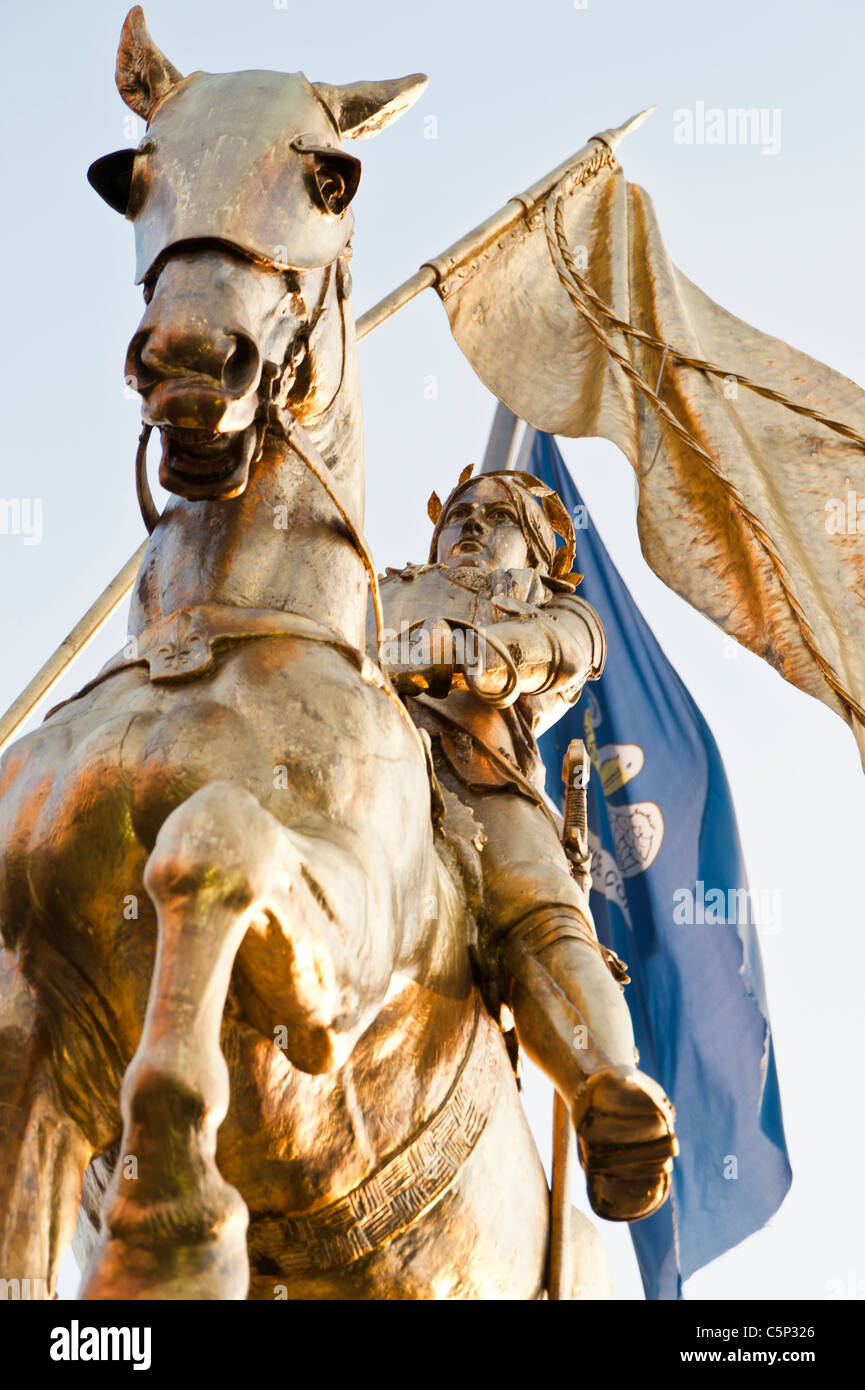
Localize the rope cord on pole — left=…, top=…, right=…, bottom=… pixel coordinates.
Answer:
left=548, top=198, right=865, bottom=451
left=543, top=194, right=865, bottom=729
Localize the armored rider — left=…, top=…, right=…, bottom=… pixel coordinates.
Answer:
left=373, top=466, right=677, bottom=1223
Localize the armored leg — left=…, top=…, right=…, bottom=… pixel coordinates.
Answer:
left=453, top=785, right=677, bottom=1223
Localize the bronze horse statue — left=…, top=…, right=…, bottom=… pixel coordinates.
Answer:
left=0, top=8, right=579, bottom=1300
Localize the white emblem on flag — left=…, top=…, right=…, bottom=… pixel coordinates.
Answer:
left=607, top=801, right=665, bottom=877
left=587, top=828, right=633, bottom=929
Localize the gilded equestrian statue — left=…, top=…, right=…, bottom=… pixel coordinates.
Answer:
left=0, top=8, right=674, bottom=1301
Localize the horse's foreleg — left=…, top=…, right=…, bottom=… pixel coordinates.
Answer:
left=81, top=780, right=377, bottom=1301
left=234, top=820, right=388, bottom=1075
left=0, top=950, right=92, bottom=1299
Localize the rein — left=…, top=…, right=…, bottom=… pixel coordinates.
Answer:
left=134, top=257, right=385, bottom=652
left=267, top=409, right=385, bottom=653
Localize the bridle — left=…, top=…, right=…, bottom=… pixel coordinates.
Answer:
left=133, top=245, right=385, bottom=643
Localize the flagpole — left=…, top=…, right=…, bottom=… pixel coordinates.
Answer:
left=356, top=104, right=654, bottom=343
left=548, top=1090, right=575, bottom=1300
left=354, top=266, right=437, bottom=341
left=480, top=409, right=576, bottom=1300
left=478, top=403, right=541, bottom=475
left=0, top=109, right=654, bottom=754
left=480, top=402, right=522, bottom=473
left=0, top=541, right=149, bottom=754
left=478, top=401, right=575, bottom=1299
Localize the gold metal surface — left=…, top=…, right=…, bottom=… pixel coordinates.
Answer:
left=0, top=112, right=651, bottom=753
left=439, top=131, right=865, bottom=766
left=548, top=1091, right=575, bottom=1302
left=375, top=473, right=678, bottom=1232
left=0, top=9, right=676, bottom=1303
left=0, top=8, right=552, bottom=1302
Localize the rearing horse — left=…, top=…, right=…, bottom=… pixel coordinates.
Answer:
left=0, top=8, right=590, bottom=1300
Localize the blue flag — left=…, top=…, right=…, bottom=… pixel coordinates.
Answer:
left=529, top=433, right=792, bottom=1300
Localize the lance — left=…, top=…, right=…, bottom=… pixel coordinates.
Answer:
left=0, top=107, right=654, bottom=755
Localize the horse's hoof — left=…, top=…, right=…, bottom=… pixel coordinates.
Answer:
left=572, top=1066, right=678, bottom=1223
left=80, top=1208, right=250, bottom=1301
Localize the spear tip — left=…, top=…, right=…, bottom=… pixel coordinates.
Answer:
left=592, top=104, right=657, bottom=153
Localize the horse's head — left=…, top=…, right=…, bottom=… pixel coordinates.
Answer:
left=89, top=7, right=425, bottom=501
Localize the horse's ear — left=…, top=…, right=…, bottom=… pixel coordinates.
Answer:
left=313, top=74, right=428, bottom=139
left=87, top=149, right=137, bottom=214
left=116, top=7, right=183, bottom=122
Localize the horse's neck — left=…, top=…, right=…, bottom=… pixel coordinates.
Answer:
left=128, top=306, right=368, bottom=650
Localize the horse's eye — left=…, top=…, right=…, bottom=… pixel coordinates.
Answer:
left=318, top=170, right=345, bottom=209
left=310, top=151, right=361, bottom=216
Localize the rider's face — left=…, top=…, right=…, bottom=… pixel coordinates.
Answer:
left=437, top=480, right=530, bottom=571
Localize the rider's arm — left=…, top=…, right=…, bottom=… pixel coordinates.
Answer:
left=465, top=593, right=605, bottom=700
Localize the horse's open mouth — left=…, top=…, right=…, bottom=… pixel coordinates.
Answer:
left=159, top=422, right=260, bottom=500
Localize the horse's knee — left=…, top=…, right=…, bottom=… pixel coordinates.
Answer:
left=144, top=781, right=280, bottom=913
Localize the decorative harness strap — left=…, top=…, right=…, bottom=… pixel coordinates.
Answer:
left=254, top=998, right=500, bottom=1274
left=115, top=604, right=382, bottom=686
left=43, top=602, right=391, bottom=722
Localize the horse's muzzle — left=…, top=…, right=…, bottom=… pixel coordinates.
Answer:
left=133, top=376, right=262, bottom=500
left=142, top=375, right=260, bottom=432
left=157, top=419, right=261, bottom=500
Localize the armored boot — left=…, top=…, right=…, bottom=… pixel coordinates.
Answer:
left=499, top=905, right=677, bottom=1223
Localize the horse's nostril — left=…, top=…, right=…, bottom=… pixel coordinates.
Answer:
left=125, top=330, right=156, bottom=391
left=221, top=334, right=260, bottom=395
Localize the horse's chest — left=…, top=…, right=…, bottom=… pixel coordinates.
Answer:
left=1, top=639, right=378, bottom=937
left=0, top=671, right=272, bottom=934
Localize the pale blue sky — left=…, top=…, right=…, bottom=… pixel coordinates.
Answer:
left=1, top=0, right=863, bottom=1300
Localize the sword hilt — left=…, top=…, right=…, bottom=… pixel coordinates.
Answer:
left=562, top=738, right=591, bottom=892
